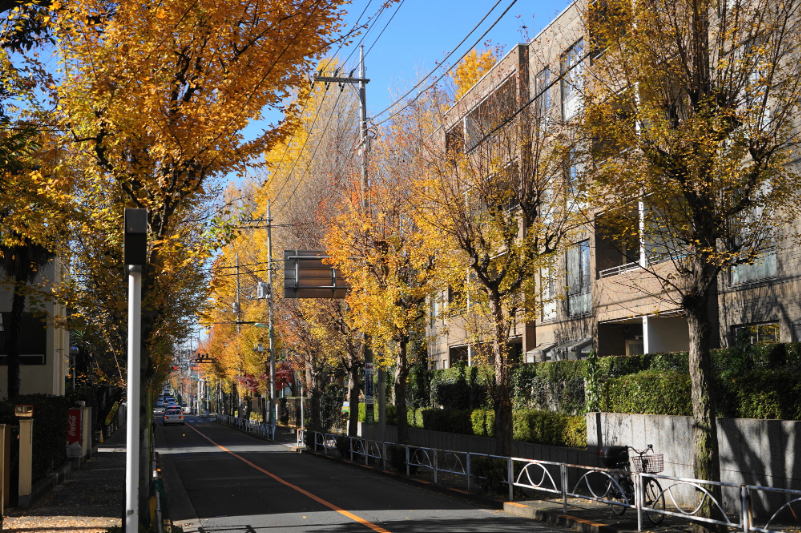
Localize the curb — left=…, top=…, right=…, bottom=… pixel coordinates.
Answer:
left=302, top=448, right=629, bottom=533
left=502, top=501, right=625, bottom=533
left=19, top=459, right=72, bottom=510
left=301, top=448, right=504, bottom=510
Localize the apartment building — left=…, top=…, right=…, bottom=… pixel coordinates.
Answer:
left=427, top=0, right=801, bottom=368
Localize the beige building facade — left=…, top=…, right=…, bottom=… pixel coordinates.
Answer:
left=427, top=0, right=799, bottom=368
left=0, top=258, right=69, bottom=396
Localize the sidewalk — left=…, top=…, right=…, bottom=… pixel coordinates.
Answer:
left=4, top=425, right=126, bottom=533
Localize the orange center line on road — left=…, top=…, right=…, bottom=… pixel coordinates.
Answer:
left=185, top=422, right=391, bottom=533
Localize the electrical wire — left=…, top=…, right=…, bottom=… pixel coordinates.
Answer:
left=266, top=87, right=331, bottom=204
left=274, top=85, right=349, bottom=217
left=258, top=0, right=377, bottom=194
left=342, top=0, right=392, bottom=67
left=364, top=0, right=405, bottom=58
left=371, top=0, right=515, bottom=126
left=465, top=50, right=591, bottom=154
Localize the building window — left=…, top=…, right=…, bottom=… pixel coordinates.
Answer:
left=567, top=240, right=591, bottom=316
left=731, top=249, right=777, bottom=285
left=562, top=38, right=584, bottom=120
left=535, top=67, right=550, bottom=114
left=541, top=268, right=557, bottom=321
left=734, top=322, right=779, bottom=345
left=465, top=77, right=516, bottom=152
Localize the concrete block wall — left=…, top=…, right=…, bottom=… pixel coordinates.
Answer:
left=587, top=412, right=801, bottom=515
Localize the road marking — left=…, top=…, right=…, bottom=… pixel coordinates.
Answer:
left=186, top=423, right=391, bottom=533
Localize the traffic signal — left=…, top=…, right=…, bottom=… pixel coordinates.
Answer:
left=173, top=366, right=178, bottom=370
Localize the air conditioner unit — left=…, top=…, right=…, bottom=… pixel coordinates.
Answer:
left=257, top=281, right=270, bottom=299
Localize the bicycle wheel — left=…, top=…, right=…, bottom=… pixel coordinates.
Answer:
left=606, top=477, right=630, bottom=516
left=644, top=478, right=666, bottom=525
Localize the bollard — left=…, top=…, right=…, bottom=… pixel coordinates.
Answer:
left=508, top=458, right=513, bottom=501
left=18, top=419, right=33, bottom=509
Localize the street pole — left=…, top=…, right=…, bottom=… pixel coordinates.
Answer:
left=267, top=201, right=276, bottom=433
left=358, top=44, right=377, bottom=429
left=312, top=47, right=381, bottom=431
left=123, top=208, right=147, bottom=533
left=125, top=269, right=141, bottom=532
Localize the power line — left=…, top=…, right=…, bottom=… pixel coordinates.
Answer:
left=257, top=0, right=377, bottom=194
left=342, top=0, right=392, bottom=67
left=275, top=85, right=349, bottom=217
left=268, top=87, right=331, bottom=204
left=372, top=0, right=516, bottom=127
left=465, top=51, right=591, bottom=154
left=364, top=0, right=405, bottom=58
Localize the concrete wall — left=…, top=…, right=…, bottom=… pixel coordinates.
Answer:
left=587, top=412, right=801, bottom=514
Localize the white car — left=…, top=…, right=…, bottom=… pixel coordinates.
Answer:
left=163, top=407, right=184, bottom=425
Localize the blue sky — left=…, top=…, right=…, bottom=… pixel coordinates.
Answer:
left=239, top=0, right=572, bottom=148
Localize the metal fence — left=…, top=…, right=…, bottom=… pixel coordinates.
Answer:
left=308, top=431, right=801, bottom=533
left=214, top=414, right=275, bottom=440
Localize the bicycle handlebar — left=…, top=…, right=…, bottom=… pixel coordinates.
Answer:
left=626, top=444, right=654, bottom=455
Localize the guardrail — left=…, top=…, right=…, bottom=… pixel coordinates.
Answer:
left=309, top=431, right=801, bottom=533
left=214, top=414, right=275, bottom=440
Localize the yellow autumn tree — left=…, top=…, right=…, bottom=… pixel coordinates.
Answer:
left=51, top=1, right=346, bottom=524
left=584, top=0, right=801, bottom=526
left=451, top=48, right=499, bottom=101
left=324, top=100, right=454, bottom=444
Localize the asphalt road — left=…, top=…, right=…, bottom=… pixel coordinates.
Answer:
left=157, top=416, right=570, bottom=533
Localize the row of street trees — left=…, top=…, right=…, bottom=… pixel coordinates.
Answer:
left=202, top=2, right=801, bottom=531
left=0, top=0, right=350, bottom=526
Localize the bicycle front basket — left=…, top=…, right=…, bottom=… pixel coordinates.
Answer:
left=631, top=454, right=664, bottom=473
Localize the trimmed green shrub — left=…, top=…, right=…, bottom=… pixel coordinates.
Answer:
left=357, top=402, right=397, bottom=424
left=430, top=364, right=490, bottom=411
left=601, top=370, right=692, bottom=416
left=716, top=370, right=801, bottom=420
left=470, top=409, right=495, bottom=437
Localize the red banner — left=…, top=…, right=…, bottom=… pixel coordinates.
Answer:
left=67, top=408, right=82, bottom=445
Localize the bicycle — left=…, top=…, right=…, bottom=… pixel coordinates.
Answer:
left=599, top=444, right=666, bottom=525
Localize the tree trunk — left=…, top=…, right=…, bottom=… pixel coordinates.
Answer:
left=6, top=284, right=25, bottom=399
left=395, top=340, right=411, bottom=444
left=686, top=294, right=724, bottom=533
left=489, top=297, right=513, bottom=457
left=347, top=355, right=360, bottom=437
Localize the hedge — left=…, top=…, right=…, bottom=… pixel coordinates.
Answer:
left=413, top=342, right=801, bottom=420
left=600, top=367, right=801, bottom=420
left=399, top=406, right=586, bottom=448
left=0, top=394, right=70, bottom=485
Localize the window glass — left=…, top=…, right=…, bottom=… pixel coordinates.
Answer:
left=562, top=39, right=584, bottom=120
left=535, top=67, right=550, bottom=113
left=734, top=322, right=779, bottom=345
left=567, top=240, right=591, bottom=315
left=731, top=249, right=777, bottom=285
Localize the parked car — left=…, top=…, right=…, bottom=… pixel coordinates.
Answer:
left=156, top=399, right=164, bottom=407
left=163, top=407, right=184, bottom=425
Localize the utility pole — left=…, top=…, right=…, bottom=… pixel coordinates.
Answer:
left=313, top=46, right=385, bottom=435
left=267, top=201, right=276, bottom=433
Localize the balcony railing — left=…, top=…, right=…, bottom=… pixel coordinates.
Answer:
left=599, top=261, right=641, bottom=278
